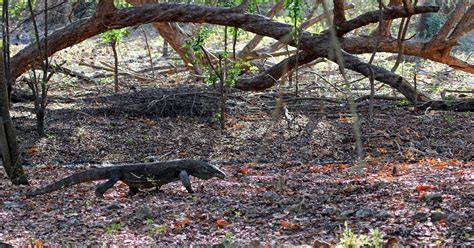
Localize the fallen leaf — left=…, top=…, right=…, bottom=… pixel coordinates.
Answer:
left=172, top=218, right=190, bottom=229
left=415, top=185, right=437, bottom=192
left=313, top=240, right=331, bottom=248
left=418, top=191, right=427, bottom=200
left=26, top=145, right=38, bottom=156
left=447, top=160, right=461, bottom=166
left=234, top=124, right=244, bottom=129
left=216, top=219, right=230, bottom=228
left=341, top=185, right=354, bottom=194
left=386, top=237, right=400, bottom=247
left=280, top=220, right=290, bottom=228
left=238, top=167, right=250, bottom=174
left=280, top=220, right=300, bottom=230
left=178, top=151, right=188, bottom=156
left=143, top=119, right=157, bottom=126
left=338, top=116, right=351, bottom=123
left=376, top=148, right=387, bottom=153
left=35, top=240, right=43, bottom=248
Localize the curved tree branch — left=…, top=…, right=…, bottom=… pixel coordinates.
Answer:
left=334, top=5, right=439, bottom=36
left=236, top=51, right=318, bottom=91
left=342, top=37, right=474, bottom=74
left=10, top=3, right=445, bottom=104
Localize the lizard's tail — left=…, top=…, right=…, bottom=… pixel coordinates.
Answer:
left=26, top=167, right=114, bottom=196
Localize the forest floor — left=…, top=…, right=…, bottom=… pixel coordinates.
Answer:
left=1, top=34, right=473, bottom=246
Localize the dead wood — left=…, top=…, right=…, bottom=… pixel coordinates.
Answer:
left=355, top=95, right=406, bottom=103
left=418, top=98, right=474, bottom=112
left=49, top=64, right=95, bottom=84
left=87, top=86, right=221, bottom=118
left=78, top=62, right=159, bottom=82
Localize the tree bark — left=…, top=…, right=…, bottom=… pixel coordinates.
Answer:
left=0, top=51, right=28, bottom=185
left=111, top=39, right=119, bottom=93
left=162, top=40, right=169, bottom=57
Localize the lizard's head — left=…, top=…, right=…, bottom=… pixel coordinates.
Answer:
left=189, top=161, right=226, bottom=180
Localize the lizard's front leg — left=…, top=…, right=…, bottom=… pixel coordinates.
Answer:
left=95, top=172, right=120, bottom=197
left=179, top=170, right=194, bottom=193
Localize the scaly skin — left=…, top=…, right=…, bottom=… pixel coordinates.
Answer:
left=26, top=159, right=226, bottom=197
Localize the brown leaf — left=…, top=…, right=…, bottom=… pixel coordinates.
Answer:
left=386, top=237, right=400, bottom=247
left=313, top=240, right=331, bottom=248
left=280, top=220, right=300, bottom=230
left=234, top=124, right=244, bottom=129
left=26, top=145, right=38, bottom=156
left=172, top=218, right=190, bottom=229
left=338, top=116, right=351, bottom=123
left=415, top=185, right=437, bottom=192
left=216, top=219, right=230, bottom=228
left=35, top=240, right=43, bottom=248
left=238, top=167, right=250, bottom=174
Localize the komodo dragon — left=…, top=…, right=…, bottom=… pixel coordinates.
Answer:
left=26, top=159, right=225, bottom=197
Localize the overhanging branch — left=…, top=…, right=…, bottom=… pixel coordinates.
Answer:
left=10, top=3, right=449, bottom=104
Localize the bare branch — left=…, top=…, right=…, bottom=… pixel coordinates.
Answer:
left=257, top=3, right=354, bottom=54
left=433, top=1, right=468, bottom=41
left=335, top=5, right=439, bottom=36
left=446, top=4, right=474, bottom=45
left=301, top=3, right=354, bottom=30
left=128, top=0, right=203, bottom=74
left=341, top=51, right=430, bottom=103
left=342, top=36, right=474, bottom=74
left=238, top=0, right=284, bottom=58
left=236, top=52, right=318, bottom=91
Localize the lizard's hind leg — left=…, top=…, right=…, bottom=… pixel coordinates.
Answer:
left=95, top=173, right=120, bottom=197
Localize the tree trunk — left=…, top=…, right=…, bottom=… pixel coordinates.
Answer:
left=0, top=51, right=28, bottom=185
left=162, top=39, right=169, bottom=57
left=36, top=109, right=45, bottom=137
left=111, top=39, right=119, bottom=93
